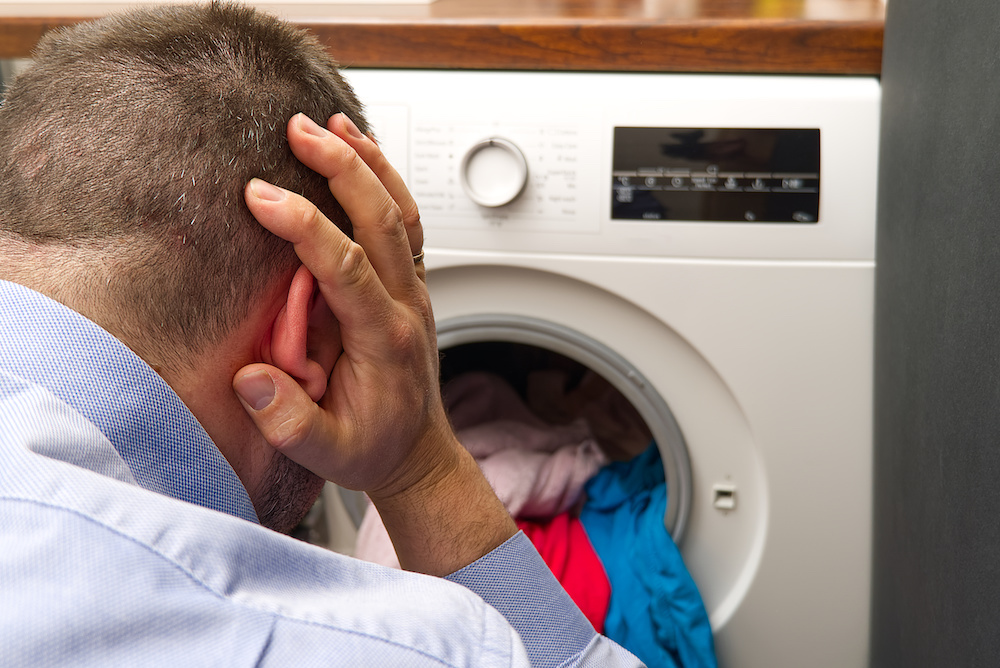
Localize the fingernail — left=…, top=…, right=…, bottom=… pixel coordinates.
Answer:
left=341, top=114, right=364, bottom=140
left=296, top=113, right=329, bottom=137
left=249, top=178, right=286, bottom=202
left=235, top=370, right=275, bottom=411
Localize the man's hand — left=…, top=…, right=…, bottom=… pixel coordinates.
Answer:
left=234, top=113, right=516, bottom=574
left=237, top=111, right=438, bottom=496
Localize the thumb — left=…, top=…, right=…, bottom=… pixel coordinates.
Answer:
left=233, top=364, right=323, bottom=457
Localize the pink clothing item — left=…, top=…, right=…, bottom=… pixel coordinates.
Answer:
left=444, top=372, right=594, bottom=459
left=480, top=439, right=607, bottom=519
left=457, top=419, right=594, bottom=461
left=445, top=371, right=548, bottom=432
left=446, top=374, right=609, bottom=519
left=353, top=372, right=609, bottom=568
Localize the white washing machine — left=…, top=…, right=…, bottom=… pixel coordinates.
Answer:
left=340, top=69, right=879, bottom=668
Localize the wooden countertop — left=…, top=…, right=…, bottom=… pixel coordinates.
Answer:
left=0, top=0, right=885, bottom=75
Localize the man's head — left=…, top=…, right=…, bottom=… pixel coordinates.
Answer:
left=0, top=0, right=367, bottom=367
left=0, top=1, right=369, bottom=531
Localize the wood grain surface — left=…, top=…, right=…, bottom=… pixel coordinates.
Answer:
left=0, top=0, right=885, bottom=74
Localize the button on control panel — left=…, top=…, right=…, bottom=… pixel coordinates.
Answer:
left=404, top=119, right=600, bottom=234
left=459, top=138, right=529, bottom=208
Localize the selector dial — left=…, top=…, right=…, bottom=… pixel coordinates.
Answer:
left=459, top=137, right=529, bottom=208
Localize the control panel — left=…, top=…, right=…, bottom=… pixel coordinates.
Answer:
left=346, top=70, right=880, bottom=261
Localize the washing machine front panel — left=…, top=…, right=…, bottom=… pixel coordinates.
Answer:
left=343, top=69, right=878, bottom=668
left=347, top=70, right=880, bottom=262
left=426, top=255, right=872, bottom=668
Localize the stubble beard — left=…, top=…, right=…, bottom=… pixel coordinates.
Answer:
left=254, top=453, right=327, bottom=534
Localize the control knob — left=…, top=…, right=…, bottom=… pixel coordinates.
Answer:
left=459, top=137, right=529, bottom=208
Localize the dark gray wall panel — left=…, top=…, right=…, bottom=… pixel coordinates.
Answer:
left=873, top=1, right=1000, bottom=666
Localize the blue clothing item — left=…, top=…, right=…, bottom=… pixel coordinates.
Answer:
left=0, top=280, right=641, bottom=668
left=580, top=444, right=716, bottom=668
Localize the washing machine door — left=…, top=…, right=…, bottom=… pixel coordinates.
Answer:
left=426, top=260, right=768, bottom=635
left=436, top=313, right=693, bottom=542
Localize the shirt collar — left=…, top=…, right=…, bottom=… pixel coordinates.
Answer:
left=0, top=280, right=259, bottom=524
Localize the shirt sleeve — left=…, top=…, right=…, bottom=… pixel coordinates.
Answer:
left=445, top=531, right=645, bottom=668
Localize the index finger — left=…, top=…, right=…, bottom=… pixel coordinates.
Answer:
left=244, top=178, right=396, bottom=353
left=327, top=113, right=423, bottom=260
left=287, top=113, right=418, bottom=295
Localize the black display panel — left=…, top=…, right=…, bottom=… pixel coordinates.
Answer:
left=612, top=127, right=820, bottom=223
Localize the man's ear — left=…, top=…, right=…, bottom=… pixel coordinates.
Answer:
left=267, top=264, right=340, bottom=402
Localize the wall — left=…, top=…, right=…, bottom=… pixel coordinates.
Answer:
left=873, top=1, right=1000, bottom=665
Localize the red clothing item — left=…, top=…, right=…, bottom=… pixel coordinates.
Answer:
left=516, top=513, right=611, bottom=633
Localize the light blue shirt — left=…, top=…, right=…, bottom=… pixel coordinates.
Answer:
left=0, top=280, right=641, bottom=667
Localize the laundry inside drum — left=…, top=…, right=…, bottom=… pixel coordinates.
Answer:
left=439, top=340, right=654, bottom=464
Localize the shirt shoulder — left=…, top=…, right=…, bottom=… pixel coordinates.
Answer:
left=1, top=494, right=526, bottom=667
left=0, top=373, right=527, bottom=667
